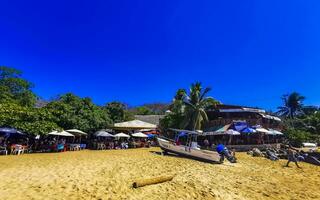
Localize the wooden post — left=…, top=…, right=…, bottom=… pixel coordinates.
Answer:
left=133, top=175, right=174, bottom=188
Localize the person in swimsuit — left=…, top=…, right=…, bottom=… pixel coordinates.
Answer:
left=286, top=145, right=301, bottom=168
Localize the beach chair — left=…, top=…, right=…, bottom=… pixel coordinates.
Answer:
left=11, top=145, right=24, bottom=155
left=0, top=146, right=7, bottom=155
left=68, top=144, right=75, bottom=151
left=57, top=144, right=65, bottom=152
left=80, top=144, right=86, bottom=150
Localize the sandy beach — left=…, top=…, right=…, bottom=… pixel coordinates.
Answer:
left=0, top=148, right=319, bottom=200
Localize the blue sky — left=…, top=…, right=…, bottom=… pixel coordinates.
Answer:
left=1, top=0, right=319, bottom=110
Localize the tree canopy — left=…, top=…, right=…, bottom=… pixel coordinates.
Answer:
left=277, top=92, right=320, bottom=146
left=46, top=93, right=113, bottom=133
left=160, top=82, right=219, bottom=131
left=104, top=101, right=134, bottom=123
left=277, top=92, right=305, bottom=119
left=0, top=102, right=60, bottom=135
left=0, top=66, right=37, bottom=107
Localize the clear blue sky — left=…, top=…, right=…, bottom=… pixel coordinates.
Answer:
left=1, top=0, right=319, bottom=110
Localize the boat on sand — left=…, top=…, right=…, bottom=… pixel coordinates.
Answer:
left=157, top=129, right=221, bottom=163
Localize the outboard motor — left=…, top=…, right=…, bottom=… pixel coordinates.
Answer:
left=216, top=144, right=237, bottom=163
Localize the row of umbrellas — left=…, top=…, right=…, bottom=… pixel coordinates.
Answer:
left=95, top=131, right=150, bottom=138
left=203, top=124, right=284, bottom=136
left=48, top=130, right=150, bottom=138
left=0, top=128, right=151, bottom=138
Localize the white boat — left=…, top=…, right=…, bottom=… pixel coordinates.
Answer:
left=157, top=137, right=222, bottom=163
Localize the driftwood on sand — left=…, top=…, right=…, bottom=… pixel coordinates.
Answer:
left=133, top=175, right=174, bottom=188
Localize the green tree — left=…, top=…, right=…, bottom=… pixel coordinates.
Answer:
left=160, top=83, right=219, bottom=131
left=284, top=128, right=311, bottom=147
left=104, top=101, right=134, bottom=123
left=135, top=106, right=154, bottom=115
left=159, top=89, right=186, bottom=131
left=46, top=93, right=112, bottom=133
left=0, top=102, right=60, bottom=135
left=277, top=92, right=305, bottom=119
left=182, top=82, right=219, bottom=130
left=0, top=66, right=37, bottom=107
left=141, top=103, right=169, bottom=115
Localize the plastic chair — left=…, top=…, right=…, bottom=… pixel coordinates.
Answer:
left=11, top=145, right=23, bottom=155
left=0, top=146, right=7, bottom=155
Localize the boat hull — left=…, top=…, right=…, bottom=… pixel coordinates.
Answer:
left=157, top=137, right=221, bottom=163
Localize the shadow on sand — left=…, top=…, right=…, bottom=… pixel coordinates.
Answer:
left=149, top=150, right=225, bottom=165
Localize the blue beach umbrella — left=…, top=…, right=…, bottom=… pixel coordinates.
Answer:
left=0, top=127, right=25, bottom=137
left=241, top=127, right=257, bottom=134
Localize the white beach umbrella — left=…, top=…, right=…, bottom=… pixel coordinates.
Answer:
left=131, top=132, right=148, bottom=138
left=114, top=133, right=130, bottom=138
left=48, top=130, right=75, bottom=137
left=66, top=129, right=88, bottom=136
left=268, top=129, right=284, bottom=135
left=225, top=129, right=241, bottom=135
left=95, top=130, right=114, bottom=137
left=256, top=128, right=273, bottom=134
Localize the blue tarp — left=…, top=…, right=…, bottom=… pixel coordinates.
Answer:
left=147, top=134, right=155, bottom=139
left=234, top=121, right=248, bottom=132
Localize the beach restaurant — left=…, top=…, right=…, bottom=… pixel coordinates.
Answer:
left=199, top=104, right=284, bottom=151
left=199, top=121, right=284, bottom=151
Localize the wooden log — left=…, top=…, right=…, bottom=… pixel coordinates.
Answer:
left=133, top=175, right=174, bottom=188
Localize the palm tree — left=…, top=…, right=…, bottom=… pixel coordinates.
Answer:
left=181, top=82, right=219, bottom=130
left=277, top=92, right=305, bottom=119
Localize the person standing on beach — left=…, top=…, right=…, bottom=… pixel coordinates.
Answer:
left=203, top=138, right=210, bottom=150
left=285, top=145, right=301, bottom=168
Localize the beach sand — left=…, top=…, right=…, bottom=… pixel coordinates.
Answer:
left=0, top=148, right=319, bottom=200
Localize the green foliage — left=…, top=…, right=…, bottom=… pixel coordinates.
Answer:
left=284, top=128, right=311, bottom=147
left=139, top=103, right=168, bottom=115
left=104, top=101, right=134, bottom=123
left=0, top=66, right=37, bottom=107
left=46, top=93, right=112, bottom=133
left=182, top=82, right=219, bottom=130
left=277, top=92, right=305, bottom=119
left=160, top=82, right=219, bottom=131
left=159, top=90, right=186, bottom=131
left=0, top=102, right=60, bottom=135
left=135, top=106, right=154, bottom=115
left=159, top=112, right=185, bottom=131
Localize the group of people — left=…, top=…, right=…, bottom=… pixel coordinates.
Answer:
left=90, top=138, right=157, bottom=150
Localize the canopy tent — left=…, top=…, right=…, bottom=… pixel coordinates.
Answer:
left=66, top=129, right=88, bottom=136
left=178, top=132, right=188, bottom=137
left=48, top=131, right=75, bottom=137
left=112, top=120, right=157, bottom=130
left=131, top=132, right=148, bottom=138
left=95, top=130, right=114, bottom=137
left=114, top=133, right=130, bottom=138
